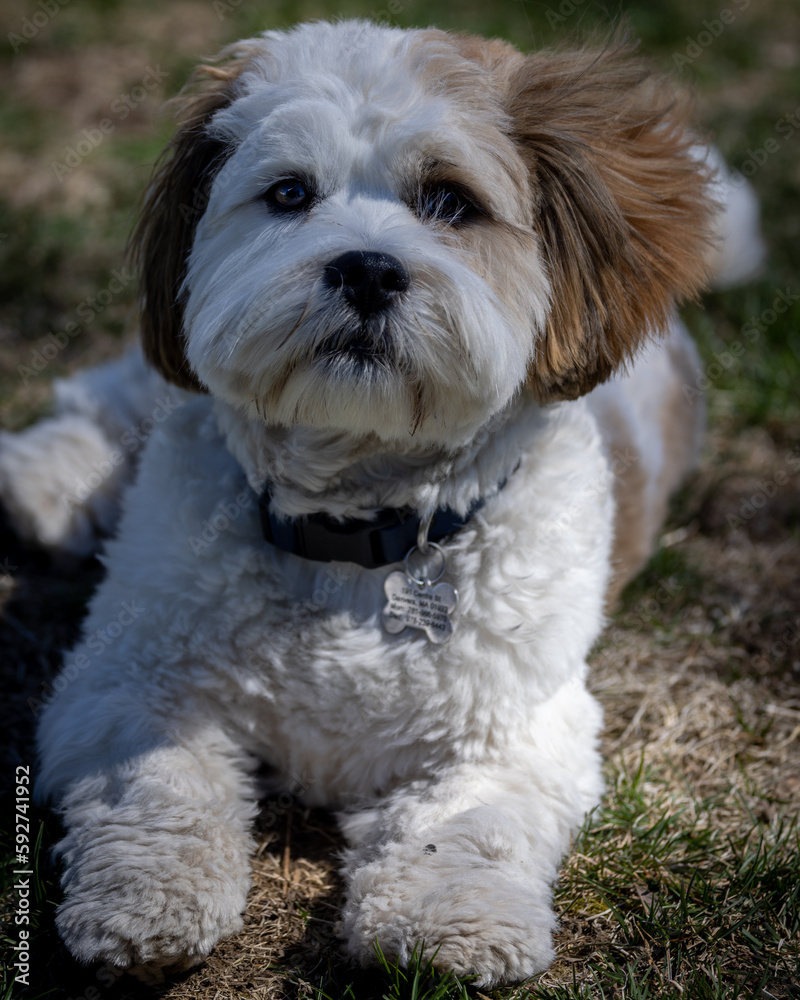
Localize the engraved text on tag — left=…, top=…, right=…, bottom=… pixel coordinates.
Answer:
left=382, top=572, right=458, bottom=644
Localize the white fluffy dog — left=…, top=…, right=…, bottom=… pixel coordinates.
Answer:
left=5, top=19, right=763, bottom=987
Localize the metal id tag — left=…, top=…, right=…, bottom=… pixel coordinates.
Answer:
left=382, top=541, right=458, bottom=644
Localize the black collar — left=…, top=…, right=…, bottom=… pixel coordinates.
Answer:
left=259, top=469, right=515, bottom=569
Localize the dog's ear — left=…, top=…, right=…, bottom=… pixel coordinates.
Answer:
left=130, top=44, right=257, bottom=392
left=505, top=42, right=715, bottom=402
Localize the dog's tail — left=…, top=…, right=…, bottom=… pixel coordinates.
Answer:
left=699, top=144, right=767, bottom=290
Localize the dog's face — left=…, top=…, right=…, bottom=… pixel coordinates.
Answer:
left=182, top=23, right=546, bottom=444
left=135, top=20, right=714, bottom=446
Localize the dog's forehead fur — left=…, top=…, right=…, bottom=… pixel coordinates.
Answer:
left=207, top=21, right=531, bottom=222
left=215, top=20, right=509, bottom=131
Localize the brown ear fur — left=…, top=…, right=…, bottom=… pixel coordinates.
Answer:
left=130, top=44, right=258, bottom=392
left=505, top=41, right=715, bottom=402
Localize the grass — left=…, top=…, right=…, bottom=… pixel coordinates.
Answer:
left=298, top=778, right=799, bottom=1000
left=1, top=0, right=799, bottom=998
left=310, top=943, right=474, bottom=1000
left=528, top=768, right=800, bottom=999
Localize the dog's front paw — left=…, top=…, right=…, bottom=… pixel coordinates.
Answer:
left=56, top=820, right=252, bottom=982
left=341, top=841, right=556, bottom=987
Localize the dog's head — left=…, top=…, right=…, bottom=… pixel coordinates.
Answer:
left=133, top=20, right=713, bottom=445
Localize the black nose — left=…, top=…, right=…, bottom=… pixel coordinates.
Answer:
left=324, top=250, right=409, bottom=318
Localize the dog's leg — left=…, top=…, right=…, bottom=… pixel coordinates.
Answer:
left=338, top=684, right=603, bottom=987
left=40, top=723, right=256, bottom=982
left=0, top=347, right=176, bottom=556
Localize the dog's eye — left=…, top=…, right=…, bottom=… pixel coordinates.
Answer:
left=264, top=179, right=312, bottom=211
left=419, top=186, right=474, bottom=225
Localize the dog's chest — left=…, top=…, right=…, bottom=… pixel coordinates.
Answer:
left=87, top=398, right=614, bottom=802
left=188, top=528, right=535, bottom=798
left=180, top=486, right=611, bottom=802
